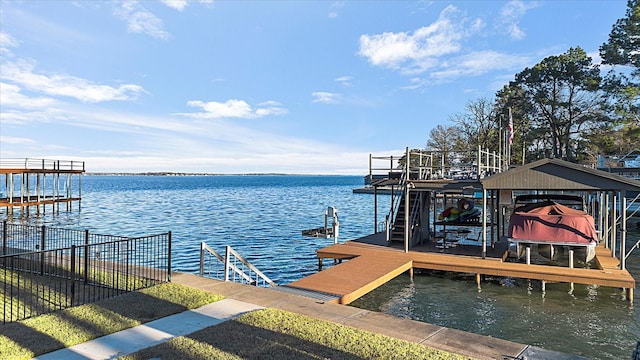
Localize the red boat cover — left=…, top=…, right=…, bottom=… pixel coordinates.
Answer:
left=508, top=202, right=597, bottom=244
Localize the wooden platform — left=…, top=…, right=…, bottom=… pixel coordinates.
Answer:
left=287, top=239, right=636, bottom=305
left=1, top=158, right=85, bottom=215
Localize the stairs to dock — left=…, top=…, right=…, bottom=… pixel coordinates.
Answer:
left=274, top=285, right=341, bottom=303
left=390, top=191, right=421, bottom=244
left=390, top=191, right=407, bottom=243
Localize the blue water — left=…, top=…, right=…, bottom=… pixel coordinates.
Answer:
left=3, top=175, right=639, bottom=359
left=8, top=175, right=389, bottom=284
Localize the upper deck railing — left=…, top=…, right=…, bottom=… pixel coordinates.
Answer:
left=368, top=146, right=503, bottom=184
left=0, top=158, right=85, bottom=172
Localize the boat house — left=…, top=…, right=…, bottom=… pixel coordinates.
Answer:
left=287, top=149, right=640, bottom=304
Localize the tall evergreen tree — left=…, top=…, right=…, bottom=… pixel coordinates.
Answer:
left=509, top=47, right=604, bottom=161
left=599, top=0, right=640, bottom=153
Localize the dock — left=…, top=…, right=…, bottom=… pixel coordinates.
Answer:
left=300, top=151, right=640, bottom=306
left=0, top=158, right=85, bottom=216
left=287, top=237, right=635, bottom=305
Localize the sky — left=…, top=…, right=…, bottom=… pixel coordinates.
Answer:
left=0, top=0, right=630, bottom=174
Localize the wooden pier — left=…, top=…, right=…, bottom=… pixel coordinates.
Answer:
left=0, top=158, right=85, bottom=216
left=287, top=237, right=635, bottom=305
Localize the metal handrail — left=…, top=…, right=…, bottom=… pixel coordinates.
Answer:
left=199, top=242, right=276, bottom=287
left=0, top=158, right=85, bottom=171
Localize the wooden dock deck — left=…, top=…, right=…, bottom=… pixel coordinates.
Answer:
left=0, top=158, right=85, bottom=216
left=287, top=239, right=635, bottom=305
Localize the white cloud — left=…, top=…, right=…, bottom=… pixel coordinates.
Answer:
left=0, top=32, right=19, bottom=57
left=329, top=2, right=344, bottom=19
left=358, top=5, right=481, bottom=75
left=0, top=136, right=38, bottom=146
left=160, top=0, right=189, bottom=11
left=431, top=50, right=531, bottom=79
left=312, top=92, right=341, bottom=104
left=0, top=82, right=57, bottom=108
left=1, top=60, right=147, bottom=103
left=114, top=1, right=171, bottom=40
left=0, top=32, right=19, bottom=48
left=2, top=101, right=376, bottom=174
left=335, top=76, right=353, bottom=87
left=499, top=0, right=540, bottom=40
left=180, top=99, right=288, bottom=119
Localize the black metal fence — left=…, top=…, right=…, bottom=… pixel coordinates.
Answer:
left=0, top=222, right=171, bottom=323
left=1, top=221, right=133, bottom=254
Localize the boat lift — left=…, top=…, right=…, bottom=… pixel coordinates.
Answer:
left=302, top=206, right=339, bottom=244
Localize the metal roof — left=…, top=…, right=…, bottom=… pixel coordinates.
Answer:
left=481, top=158, right=640, bottom=191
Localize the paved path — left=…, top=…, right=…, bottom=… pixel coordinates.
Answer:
left=33, top=299, right=262, bottom=360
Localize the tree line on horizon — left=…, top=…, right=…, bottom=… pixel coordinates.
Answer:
left=426, top=0, right=639, bottom=167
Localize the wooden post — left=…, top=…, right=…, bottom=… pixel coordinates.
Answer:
left=482, top=189, right=487, bottom=259
left=621, top=196, right=627, bottom=271
left=612, top=193, right=617, bottom=257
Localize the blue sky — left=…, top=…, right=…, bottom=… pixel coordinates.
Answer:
left=0, top=0, right=629, bottom=174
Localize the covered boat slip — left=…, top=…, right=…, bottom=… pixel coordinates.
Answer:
left=293, top=152, right=640, bottom=304
left=481, top=158, right=640, bottom=272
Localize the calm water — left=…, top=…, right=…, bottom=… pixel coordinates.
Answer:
left=4, top=175, right=639, bottom=359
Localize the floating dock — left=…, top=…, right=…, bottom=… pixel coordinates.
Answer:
left=0, top=158, right=85, bottom=216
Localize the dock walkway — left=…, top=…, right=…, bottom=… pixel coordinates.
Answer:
left=287, top=239, right=635, bottom=305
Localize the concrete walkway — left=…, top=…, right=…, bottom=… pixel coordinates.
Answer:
left=33, top=299, right=262, bottom=360
left=34, top=273, right=588, bottom=360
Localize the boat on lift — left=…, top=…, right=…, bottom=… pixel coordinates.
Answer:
left=508, top=194, right=598, bottom=263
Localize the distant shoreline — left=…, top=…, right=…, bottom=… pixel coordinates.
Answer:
left=84, top=172, right=357, bottom=177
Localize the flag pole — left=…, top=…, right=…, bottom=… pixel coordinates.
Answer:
left=498, top=114, right=502, bottom=170
left=508, top=107, right=514, bottom=168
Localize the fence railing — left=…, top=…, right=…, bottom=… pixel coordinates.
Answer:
left=1, top=221, right=131, bottom=255
left=0, top=225, right=171, bottom=323
left=0, top=158, right=85, bottom=172
left=199, top=243, right=276, bottom=287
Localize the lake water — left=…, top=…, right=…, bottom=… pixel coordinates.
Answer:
left=3, top=175, right=639, bottom=359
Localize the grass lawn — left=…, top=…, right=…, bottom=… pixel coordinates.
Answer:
left=1, top=283, right=471, bottom=360
left=120, top=308, right=472, bottom=360
left=0, top=283, right=222, bottom=360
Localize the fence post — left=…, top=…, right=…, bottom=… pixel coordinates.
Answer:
left=167, top=231, right=172, bottom=282
left=40, top=225, right=46, bottom=275
left=224, top=246, right=230, bottom=282
left=2, top=220, right=6, bottom=255
left=84, top=230, right=89, bottom=284
left=70, top=245, right=76, bottom=306
left=125, top=239, right=131, bottom=291
left=199, top=242, right=204, bottom=276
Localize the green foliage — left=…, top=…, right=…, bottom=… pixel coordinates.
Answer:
left=437, top=4, right=639, bottom=162
left=600, top=0, right=640, bottom=72
left=493, top=47, right=606, bottom=162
